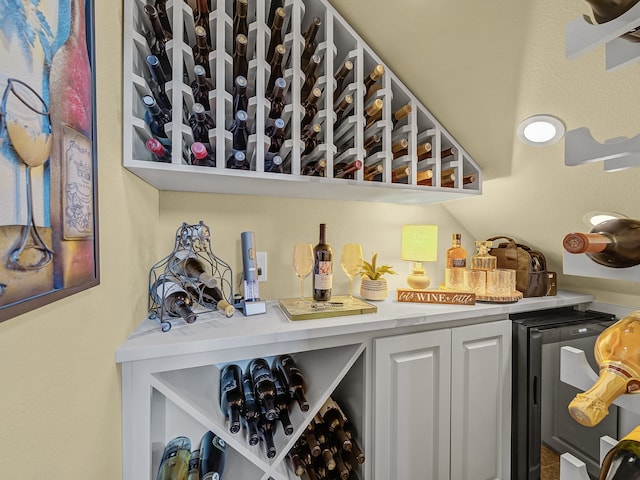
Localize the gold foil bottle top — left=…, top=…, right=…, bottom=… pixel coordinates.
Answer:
left=370, top=64, right=385, bottom=82
left=364, top=99, right=383, bottom=118
left=568, top=392, right=611, bottom=427
left=273, top=7, right=286, bottom=27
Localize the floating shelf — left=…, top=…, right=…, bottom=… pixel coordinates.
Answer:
left=565, top=3, right=640, bottom=170
left=123, top=0, right=482, bottom=205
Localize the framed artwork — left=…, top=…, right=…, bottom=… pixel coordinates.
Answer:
left=0, top=0, right=99, bottom=322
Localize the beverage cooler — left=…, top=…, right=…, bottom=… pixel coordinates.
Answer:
left=511, top=307, right=617, bottom=480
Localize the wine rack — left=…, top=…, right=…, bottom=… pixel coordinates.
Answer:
left=147, top=343, right=366, bottom=479
left=123, top=0, right=482, bottom=205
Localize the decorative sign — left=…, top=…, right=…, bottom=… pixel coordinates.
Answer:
left=396, top=289, right=476, bottom=305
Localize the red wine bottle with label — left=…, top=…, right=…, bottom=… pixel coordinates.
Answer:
left=241, top=369, right=260, bottom=446
left=219, top=363, right=244, bottom=434
left=199, top=431, right=226, bottom=480
left=313, top=224, right=333, bottom=301
left=248, top=358, right=278, bottom=421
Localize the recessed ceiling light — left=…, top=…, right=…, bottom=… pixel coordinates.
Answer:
left=517, top=115, right=566, bottom=146
left=582, top=210, right=627, bottom=227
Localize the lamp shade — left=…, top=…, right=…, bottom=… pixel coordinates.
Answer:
left=401, top=225, right=438, bottom=262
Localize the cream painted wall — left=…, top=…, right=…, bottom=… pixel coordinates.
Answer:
left=0, top=2, right=474, bottom=479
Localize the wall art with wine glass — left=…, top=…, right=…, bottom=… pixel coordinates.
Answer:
left=0, top=0, right=99, bottom=322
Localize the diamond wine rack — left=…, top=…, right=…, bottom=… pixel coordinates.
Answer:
left=123, top=0, right=482, bottom=205
left=565, top=2, right=640, bottom=172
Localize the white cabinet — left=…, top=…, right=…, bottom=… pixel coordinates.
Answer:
left=373, top=320, right=512, bottom=480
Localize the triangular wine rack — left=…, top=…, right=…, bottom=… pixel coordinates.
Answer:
left=123, top=0, right=482, bottom=204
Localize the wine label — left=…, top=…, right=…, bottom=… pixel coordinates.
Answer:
left=220, top=376, right=238, bottom=395
left=62, top=126, right=94, bottom=239
left=152, top=279, right=184, bottom=302
left=315, top=261, right=333, bottom=289
left=450, top=259, right=466, bottom=268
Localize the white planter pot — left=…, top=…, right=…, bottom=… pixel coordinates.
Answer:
left=360, top=278, right=388, bottom=301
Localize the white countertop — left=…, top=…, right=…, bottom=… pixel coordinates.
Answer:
left=115, top=290, right=594, bottom=363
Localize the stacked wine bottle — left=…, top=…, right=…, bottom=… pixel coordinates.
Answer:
left=219, top=354, right=310, bottom=460
left=155, top=431, right=227, bottom=480
left=148, top=223, right=234, bottom=332
left=128, top=0, right=479, bottom=189
left=287, top=397, right=365, bottom=480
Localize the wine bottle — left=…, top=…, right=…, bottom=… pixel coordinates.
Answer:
left=248, top=357, right=278, bottom=420
left=169, top=249, right=217, bottom=287
left=266, top=6, right=285, bottom=64
left=441, top=173, right=476, bottom=188
left=333, top=94, right=353, bottom=129
left=333, top=60, right=354, bottom=103
left=264, top=154, right=284, bottom=173
left=326, top=436, right=350, bottom=480
left=257, top=406, right=278, bottom=459
left=420, top=146, right=457, bottom=161
left=190, top=65, right=213, bottom=110
left=267, top=77, right=287, bottom=115
left=194, top=0, right=212, bottom=48
left=233, top=0, right=248, bottom=46
left=301, top=54, right=321, bottom=101
left=288, top=445, right=307, bottom=477
left=241, top=369, right=260, bottom=446
left=334, top=159, right=363, bottom=179
left=416, top=142, right=433, bottom=161
left=189, top=103, right=215, bottom=145
left=192, top=284, right=235, bottom=317
left=266, top=44, right=286, bottom=94
left=301, top=16, right=322, bottom=68
left=266, top=118, right=286, bottom=154
left=151, top=275, right=198, bottom=324
left=446, top=233, right=467, bottom=268
left=415, top=169, right=434, bottom=185
left=319, top=438, right=337, bottom=472
left=392, top=103, right=411, bottom=127
left=301, top=158, right=327, bottom=176
left=301, top=123, right=322, bottom=157
left=343, top=422, right=365, bottom=464
left=199, top=431, right=226, bottom=480
left=363, top=64, right=384, bottom=100
left=226, top=150, right=250, bottom=170
left=391, top=138, right=409, bottom=159
left=417, top=169, right=456, bottom=186
left=187, top=449, right=200, bottom=480
left=267, top=0, right=284, bottom=26
left=142, top=95, right=172, bottom=147
left=391, top=165, right=410, bottom=183
left=155, top=0, right=172, bottom=35
left=363, top=164, right=383, bottom=181
left=156, top=436, right=191, bottom=480
left=229, top=109, right=249, bottom=153
left=146, top=55, right=172, bottom=111
left=363, top=99, right=383, bottom=130
left=568, top=310, right=640, bottom=427
left=273, top=354, right=310, bottom=411
left=598, top=425, right=640, bottom=479
left=220, top=363, right=244, bottom=434
left=319, top=397, right=352, bottom=451
left=189, top=142, right=216, bottom=167
left=584, top=0, right=640, bottom=41
left=301, top=87, right=322, bottom=130
left=231, top=75, right=249, bottom=117
left=233, top=34, right=249, bottom=81
left=192, top=25, right=213, bottom=79
left=313, top=223, right=333, bottom=301
left=305, top=424, right=322, bottom=457
left=144, top=5, right=173, bottom=76
left=272, top=366, right=294, bottom=435
left=146, top=138, right=172, bottom=163
left=563, top=218, right=640, bottom=268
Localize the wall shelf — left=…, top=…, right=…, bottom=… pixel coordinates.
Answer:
left=123, top=0, right=482, bottom=205
left=565, top=3, right=640, bottom=170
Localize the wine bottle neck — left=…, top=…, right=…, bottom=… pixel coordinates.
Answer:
left=568, top=369, right=630, bottom=427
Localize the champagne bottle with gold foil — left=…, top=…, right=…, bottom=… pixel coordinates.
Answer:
left=392, top=103, right=411, bottom=127
left=364, top=99, right=383, bottom=130
left=598, top=425, right=640, bottom=479
left=568, top=310, right=640, bottom=427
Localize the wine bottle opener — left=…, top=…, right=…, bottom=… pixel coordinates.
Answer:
left=240, top=231, right=267, bottom=316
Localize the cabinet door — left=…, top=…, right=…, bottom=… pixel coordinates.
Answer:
left=450, top=320, right=511, bottom=480
left=373, top=329, right=452, bottom=480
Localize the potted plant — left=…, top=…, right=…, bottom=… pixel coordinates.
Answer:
left=360, top=253, right=397, bottom=301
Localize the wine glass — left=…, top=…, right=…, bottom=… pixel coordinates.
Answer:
left=293, top=243, right=314, bottom=304
left=1, top=78, right=54, bottom=270
left=341, top=243, right=363, bottom=302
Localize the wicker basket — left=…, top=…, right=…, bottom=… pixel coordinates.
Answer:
left=360, top=278, right=388, bottom=301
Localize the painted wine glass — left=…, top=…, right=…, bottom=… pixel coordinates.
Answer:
left=1, top=78, right=54, bottom=270
left=341, top=243, right=363, bottom=301
left=293, top=243, right=314, bottom=304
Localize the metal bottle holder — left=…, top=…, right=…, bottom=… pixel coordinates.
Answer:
left=147, top=221, right=233, bottom=332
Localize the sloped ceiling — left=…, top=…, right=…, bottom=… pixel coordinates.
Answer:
left=328, top=0, right=640, bottom=307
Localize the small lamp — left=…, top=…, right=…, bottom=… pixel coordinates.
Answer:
left=401, top=225, right=438, bottom=290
